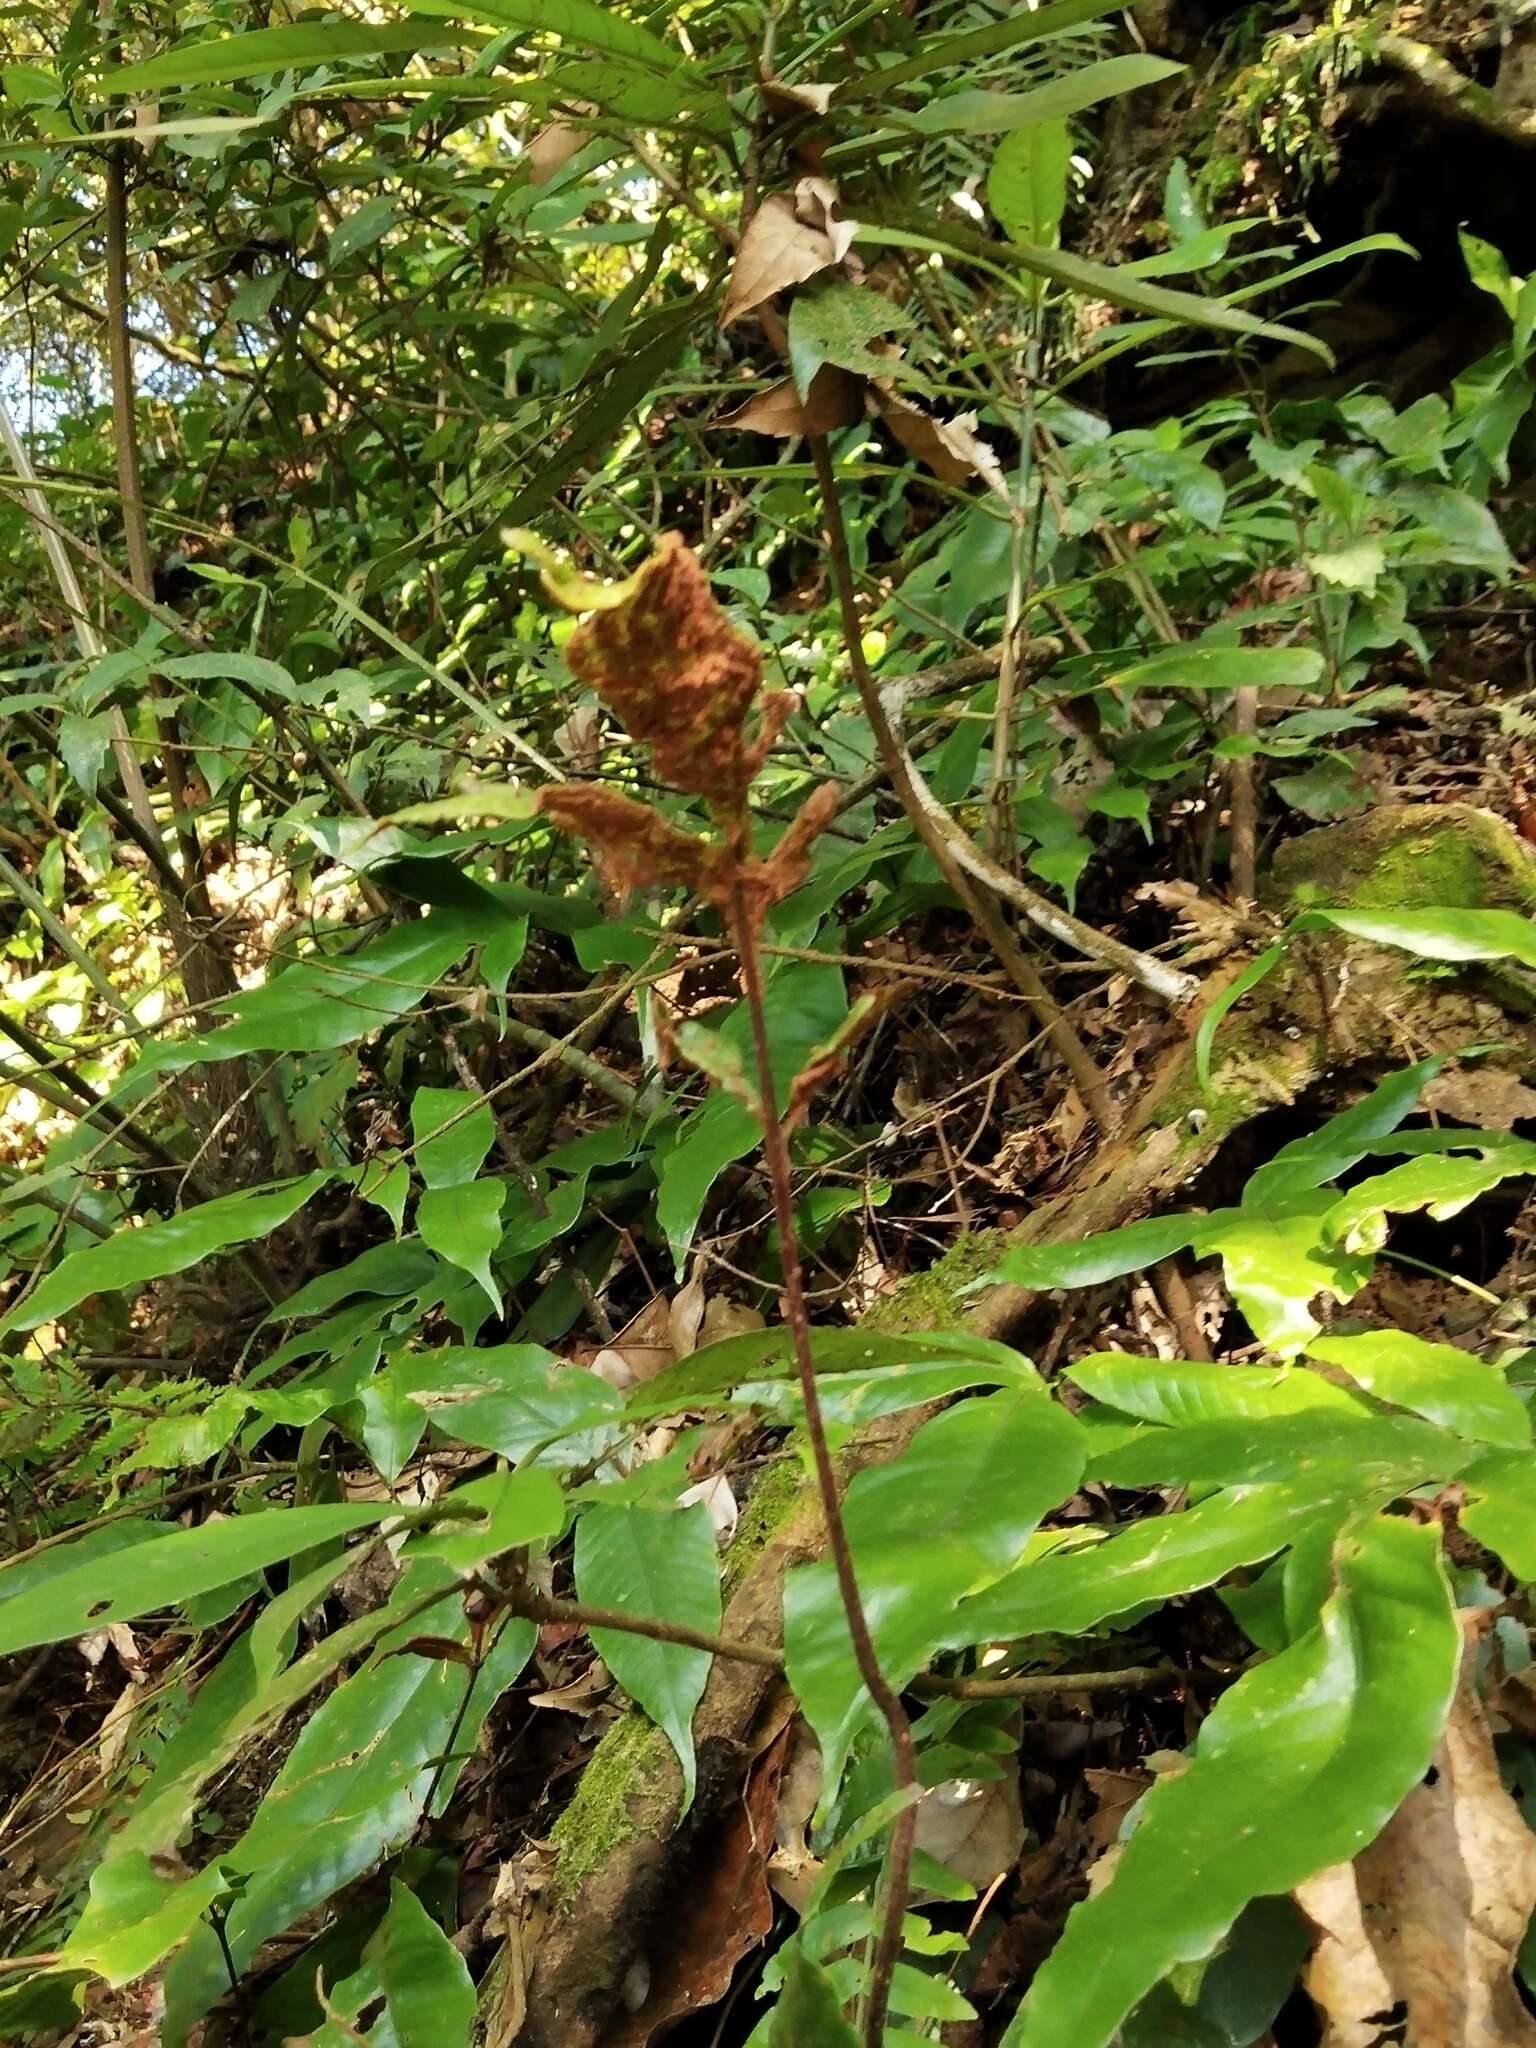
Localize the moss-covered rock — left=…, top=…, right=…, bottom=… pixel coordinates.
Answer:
left=1265, top=803, right=1536, bottom=915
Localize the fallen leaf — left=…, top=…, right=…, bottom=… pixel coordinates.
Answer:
left=1423, top=1066, right=1536, bottom=1132
left=668, top=1272, right=708, bottom=1359
left=700, top=1295, right=766, bottom=1344
left=678, top=1471, right=739, bottom=1545
left=720, top=177, right=855, bottom=328
left=913, top=1764, right=1026, bottom=1889
left=606, top=1726, right=787, bottom=2042
left=720, top=365, right=865, bottom=436
left=1295, top=1614, right=1536, bottom=2047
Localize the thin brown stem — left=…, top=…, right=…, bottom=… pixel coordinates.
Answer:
left=727, top=876, right=917, bottom=2048
left=1228, top=685, right=1258, bottom=903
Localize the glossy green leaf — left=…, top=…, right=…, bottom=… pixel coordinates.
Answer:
left=952, top=1467, right=1379, bottom=1648
left=984, top=1214, right=1197, bottom=1292
left=1310, top=1329, right=1529, bottom=1446
left=1, top=1170, right=332, bottom=1334
left=575, top=1501, right=720, bottom=1808
left=417, top=1178, right=505, bottom=1309
left=1003, top=1516, right=1458, bottom=2048
left=1108, top=646, right=1326, bottom=694
left=786, top=1387, right=1084, bottom=1793
left=408, top=1345, right=623, bottom=1467
left=96, top=21, right=470, bottom=91
left=410, top=1086, right=495, bottom=1189
left=635, top=1325, right=1034, bottom=1415
left=1192, top=1196, right=1374, bottom=1355
left=1295, top=906, right=1536, bottom=968
left=1322, top=1143, right=1536, bottom=1254
left=0, top=1500, right=388, bottom=1655
left=364, top=1881, right=475, bottom=2048
left=1086, top=1410, right=1465, bottom=1489
left=1243, top=1058, right=1444, bottom=1209
left=768, top=1944, right=860, bottom=2047
left=1067, top=1352, right=1369, bottom=1426
left=987, top=121, right=1069, bottom=249
left=1461, top=1448, right=1536, bottom=1577
left=881, top=57, right=1181, bottom=139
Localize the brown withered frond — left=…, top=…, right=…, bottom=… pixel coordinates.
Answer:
left=565, top=535, right=772, bottom=804
left=538, top=785, right=731, bottom=900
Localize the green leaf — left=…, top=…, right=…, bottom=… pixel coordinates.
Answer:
left=1192, top=1196, right=1374, bottom=1355
left=0, top=1500, right=388, bottom=1656
left=953, top=1468, right=1376, bottom=1647
left=1067, top=1352, right=1369, bottom=1426
left=1461, top=1448, right=1536, bottom=1578
left=840, top=0, right=1128, bottom=97
left=1310, top=1330, right=1530, bottom=1447
left=1196, top=945, right=1284, bottom=1096
left=1243, top=1059, right=1444, bottom=1209
left=417, top=1178, right=505, bottom=1310
left=574, top=1502, right=720, bottom=1808
left=160, top=1584, right=535, bottom=2044
left=153, top=651, right=297, bottom=698
left=330, top=193, right=398, bottom=265
left=769, top=1944, right=860, bottom=2047
left=59, top=711, right=112, bottom=797
left=94, top=21, right=467, bottom=92
left=1322, top=1142, right=1536, bottom=1255
left=411, top=1086, right=495, bottom=1189
left=787, top=282, right=914, bottom=399
left=786, top=1387, right=1084, bottom=1792
left=1086, top=1411, right=1463, bottom=1490
left=399, top=0, right=684, bottom=74
left=149, top=910, right=478, bottom=1069
left=1108, top=645, right=1326, bottom=694
left=1294, top=906, right=1536, bottom=970
left=987, top=120, right=1069, bottom=249
left=367, top=1881, right=475, bottom=2048
left=985, top=1214, right=1197, bottom=1292
left=1001, top=1516, right=1458, bottom=2048
left=864, top=57, right=1182, bottom=139
left=1, top=1171, right=333, bottom=1334
left=410, top=1345, right=623, bottom=1466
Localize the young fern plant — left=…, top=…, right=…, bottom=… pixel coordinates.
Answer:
left=503, top=527, right=922, bottom=2046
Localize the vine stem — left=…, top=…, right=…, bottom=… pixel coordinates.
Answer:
left=726, top=875, right=917, bottom=2048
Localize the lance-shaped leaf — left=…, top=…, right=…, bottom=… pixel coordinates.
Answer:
left=1067, top=1351, right=1369, bottom=1427
left=1310, top=1329, right=1530, bottom=1448
left=92, top=20, right=476, bottom=91
left=1002, top=1515, right=1459, bottom=2048
left=575, top=1500, right=721, bottom=1807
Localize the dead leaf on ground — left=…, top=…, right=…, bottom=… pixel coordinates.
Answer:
left=914, top=1761, right=1027, bottom=1889
left=678, top=1471, right=739, bottom=1545
left=1295, top=1613, right=1536, bottom=2047
left=606, top=1725, right=788, bottom=2043
left=720, top=364, right=865, bottom=437
left=668, top=1272, right=708, bottom=1358
left=720, top=177, right=856, bottom=328
left=1424, top=1066, right=1536, bottom=1131
left=1134, top=878, right=1247, bottom=963
left=768, top=1717, right=824, bottom=1913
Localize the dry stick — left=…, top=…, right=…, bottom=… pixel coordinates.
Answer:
left=807, top=435, right=1116, bottom=1128
left=727, top=878, right=918, bottom=2048
left=507, top=1588, right=1181, bottom=1700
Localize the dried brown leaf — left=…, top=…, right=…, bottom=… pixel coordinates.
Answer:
left=720, top=364, right=866, bottom=437
left=875, top=389, right=1008, bottom=499
left=1423, top=1066, right=1536, bottom=1131
left=1295, top=1616, right=1536, bottom=2047
left=913, top=1764, right=1026, bottom=1889
left=537, top=783, right=729, bottom=898
left=719, top=177, right=854, bottom=328
left=527, top=116, right=591, bottom=184
left=761, top=76, right=835, bottom=119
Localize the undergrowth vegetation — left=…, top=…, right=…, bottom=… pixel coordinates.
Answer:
left=2, top=1, right=1536, bottom=2043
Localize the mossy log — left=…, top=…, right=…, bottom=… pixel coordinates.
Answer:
left=482, top=804, right=1536, bottom=2047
